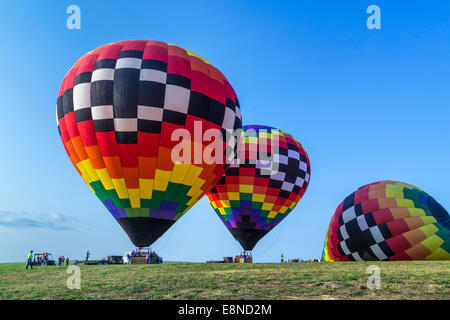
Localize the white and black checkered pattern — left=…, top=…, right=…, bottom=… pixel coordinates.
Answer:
left=224, top=127, right=311, bottom=200
left=335, top=203, right=395, bottom=261
left=58, top=48, right=242, bottom=149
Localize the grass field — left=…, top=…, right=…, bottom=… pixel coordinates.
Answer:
left=0, top=261, right=448, bottom=299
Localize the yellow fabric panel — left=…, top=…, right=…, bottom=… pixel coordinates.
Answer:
left=262, top=203, right=274, bottom=211
left=139, top=179, right=154, bottom=199
left=154, top=169, right=172, bottom=191
left=170, top=163, right=191, bottom=184
left=183, top=166, right=203, bottom=186
left=426, top=248, right=450, bottom=260
left=96, top=168, right=114, bottom=190
left=421, top=234, right=444, bottom=252
left=218, top=208, right=226, bottom=215
left=385, top=189, right=403, bottom=199
left=396, top=198, right=414, bottom=208
left=111, top=178, right=128, bottom=199
left=247, top=136, right=258, bottom=144
left=76, top=161, right=94, bottom=184
left=191, top=177, right=206, bottom=190
left=252, top=194, right=266, bottom=202
left=419, top=224, right=439, bottom=237
left=289, top=201, right=297, bottom=209
left=220, top=200, right=231, bottom=207
left=128, top=189, right=140, bottom=208
left=186, top=193, right=202, bottom=206
left=267, top=211, right=277, bottom=218
left=187, top=185, right=201, bottom=198
left=79, top=159, right=99, bottom=182
left=258, top=131, right=271, bottom=139
left=420, top=216, right=437, bottom=226
left=280, top=206, right=288, bottom=214
left=385, top=183, right=403, bottom=192
left=323, top=247, right=332, bottom=262
left=239, top=184, right=253, bottom=193
left=408, top=208, right=426, bottom=217
left=210, top=201, right=218, bottom=209
left=193, top=190, right=203, bottom=199
left=187, top=178, right=205, bottom=197
left=80, top=172, right=93, bottom=188
left=228, top=192, right=240, bottom=200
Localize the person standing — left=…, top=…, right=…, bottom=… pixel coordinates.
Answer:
left=85, top=250, right=90, bottom=262
left=66, top=257, right=70, bottom=266
left=281, top=253, right=284, bottom=263
left=26, top=250, right=33, bottom=270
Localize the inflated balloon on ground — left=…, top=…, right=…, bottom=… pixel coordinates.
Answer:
left=57, top=40, right=242, bottom=247
left=323, top=181, right=450, bottom=261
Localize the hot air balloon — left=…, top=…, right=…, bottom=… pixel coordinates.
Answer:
left=323, top=181, right=450, bottom=261
left=57, top=40, right=242, bottom=247
left=206, top=125, right=311, bottom=251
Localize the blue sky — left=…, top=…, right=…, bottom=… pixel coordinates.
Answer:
left=0, top=1, right=449, bottom=263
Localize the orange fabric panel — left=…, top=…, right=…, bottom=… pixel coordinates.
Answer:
left=138, top=156, right=157, bottom=179
left=85, top=145, right=106, bottom=169
left=103, top=156, right=123, bottom=179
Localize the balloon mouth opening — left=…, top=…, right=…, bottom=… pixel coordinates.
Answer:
left=116, top=217, right=176, bottom=247
left=229, top=228, right=269, bottom=251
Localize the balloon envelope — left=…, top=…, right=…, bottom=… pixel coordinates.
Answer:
left=57, top=40, right=242, bottom=247
left=206, top=125, right=311, bottom=250
left=323, top=181, right=450, bottom=261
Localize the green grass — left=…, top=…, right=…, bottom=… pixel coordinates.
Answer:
left=0, top=261, right=448, bottom=299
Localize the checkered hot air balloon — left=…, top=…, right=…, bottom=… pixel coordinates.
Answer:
left=57, top=40, right=242, bottom=247
left=323, top=181, right=450, bottom=261
left=206, top=125, right=311, bottom=251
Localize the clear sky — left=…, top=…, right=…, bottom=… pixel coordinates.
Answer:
left=0, top=1, right=449, bottom=263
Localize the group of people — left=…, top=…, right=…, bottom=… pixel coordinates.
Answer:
left=145, top=251, right=163, bottom=264
left=130, top=250, right=145, bottom=257
left=281, top=253, right=321, bottom=263
left=57, top=256, right=70, bottom=266
left=125, top=250, right=163, bottom=264
left=234, top=252, right=252, bottom=263
left=25, top=249, right=71, bottom=270
left=35, top=252, right=51, bottom=265
left=285, top=258, right=322, bottom=263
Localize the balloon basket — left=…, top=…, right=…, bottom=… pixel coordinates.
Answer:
left=129, top=247, right=163, bottom=265
left=236, top=251, right=253, bottom=263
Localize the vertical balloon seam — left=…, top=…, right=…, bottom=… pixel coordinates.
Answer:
left=105, top=42, right=132, bottom=218
left=160, top=44, right=195, bottom=219
left=142, top=40, right=167, bottom=218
